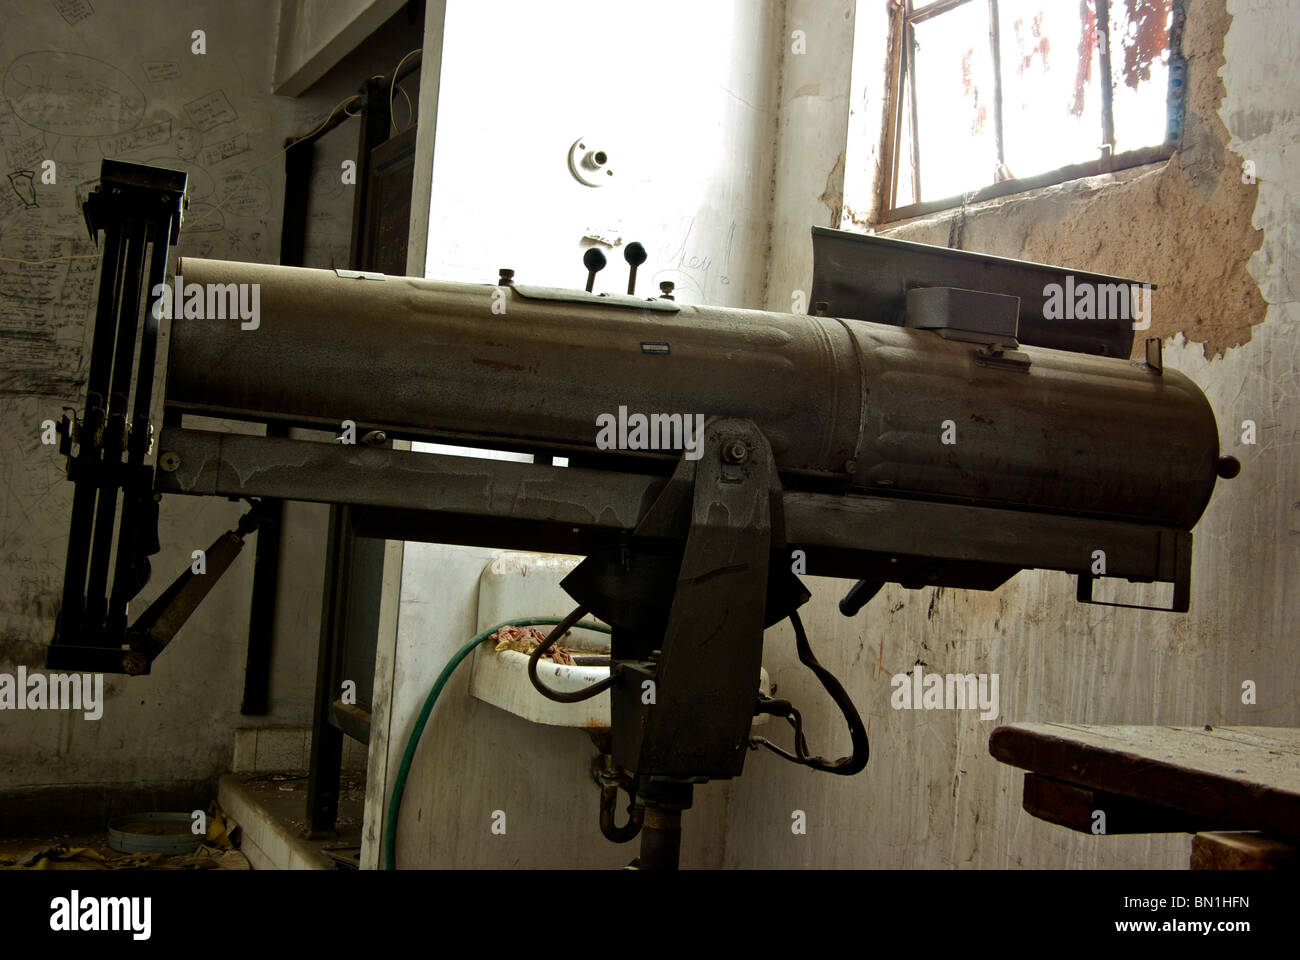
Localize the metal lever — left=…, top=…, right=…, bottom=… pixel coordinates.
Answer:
left=583, top=247, right=606, bottom=292
left=624, top=241, right=646, bottom=295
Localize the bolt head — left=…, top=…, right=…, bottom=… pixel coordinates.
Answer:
left=722, top=440, right=748, bottom=464
left=159, top=452, right=180, bottom=472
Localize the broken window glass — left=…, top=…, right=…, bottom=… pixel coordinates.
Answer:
left=889, top=0, right=1177, bottom=211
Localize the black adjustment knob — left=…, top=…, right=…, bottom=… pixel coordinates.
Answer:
left=624, top=241, right=647, bottom=295
left=583, top=248, right=607, bottom=292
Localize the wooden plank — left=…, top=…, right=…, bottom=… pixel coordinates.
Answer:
left=1191, top=832, right=1298, bottom=870
left=990, top=724, right=1300, bottom=841
left=1022, top=773, right=1237, bottom=835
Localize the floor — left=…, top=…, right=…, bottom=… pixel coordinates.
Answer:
left=0, top=767, right=367, bottom=871
left=217, top=770, right=366, bottom=870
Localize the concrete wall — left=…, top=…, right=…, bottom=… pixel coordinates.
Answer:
left=273, top=0, right=409, bottom=96
left=0, top=0, right=414, bottom=828
left=721, top=0, right=1299, bottom=867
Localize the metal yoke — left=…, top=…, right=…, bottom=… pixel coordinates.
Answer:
left=563, top=418, right=790, bottom=782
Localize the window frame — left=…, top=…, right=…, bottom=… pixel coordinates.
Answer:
left=878, top=0, right=1186, bottom=223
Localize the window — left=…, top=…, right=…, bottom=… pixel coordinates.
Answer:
left=881, top=0, right=1185, bottom=220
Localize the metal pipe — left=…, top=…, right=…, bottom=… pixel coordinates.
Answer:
left=167, top=258, right=1222, bottom=530
left=637, top=804, right=682, bottom=870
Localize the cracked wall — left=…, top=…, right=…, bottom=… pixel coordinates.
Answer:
left=879, top=0, right=1267, bottom=360
left=726, top=0, right=1298, bottom=868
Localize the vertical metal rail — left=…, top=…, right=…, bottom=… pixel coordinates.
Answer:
left=1096, top=0, right=1116, bottom=165
left=987, top=0, right=1005, bottom=177
left=107, top=210, right=176, bottom=628
left=306, top=76, right=394, bottom=834
left=906, top=13, right=921, bottom=202
left=238, top=136, right=314, bottom=716
left=882, top=1, right=908, bottom=215
left=83, top=221, right=148, bottom=631
left=57, top=226, right=127, bottom=644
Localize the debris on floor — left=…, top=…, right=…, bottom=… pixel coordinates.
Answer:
left=0, top=802, right=249, bottom=870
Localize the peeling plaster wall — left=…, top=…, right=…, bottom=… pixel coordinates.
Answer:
left=872, top=0, right=1267, bottom=361
left=722, top=0, right=1298, bottom=867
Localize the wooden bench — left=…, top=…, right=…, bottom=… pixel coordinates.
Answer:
left=989, top=723, right=1300, bottom=869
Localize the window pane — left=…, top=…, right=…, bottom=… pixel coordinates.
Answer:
left=1109, top=0, right=1172, bottom=152
left=999, top=0, right=1104, bottom=181
left=912, top=2, right=997, bottom=200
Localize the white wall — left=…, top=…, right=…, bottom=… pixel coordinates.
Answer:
left=367, top=0, right=786, bottom=868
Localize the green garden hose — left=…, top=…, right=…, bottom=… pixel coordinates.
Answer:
left=383, top=616, right=612, bottom=869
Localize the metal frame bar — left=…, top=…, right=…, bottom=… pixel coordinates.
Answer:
left=987, top=0, right=1005, bottom=174
left=882, top=0, right=908, bottom=214
left=306, top=73, right=395, bottom=835
left=82, top=221, right=148, bottom=631
left=154, top=426, right=1193, bottom=591
left=58, top=227, right=126, bottom=642
left=882, top=142, right=1175, bottom=223
left=107, top=214, right=174, bottom=627
left=908, top=0, right=975, bottom=26
left=1096, top=0, right=1116, bottom=162
left=906, top=16, right=921, bottom=202
left=235, top=116, right=315, bottom=717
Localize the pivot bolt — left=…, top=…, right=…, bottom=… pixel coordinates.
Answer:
left=159, top=451, right=181, bottom=472
left=722, top=440, right=748, bottom=464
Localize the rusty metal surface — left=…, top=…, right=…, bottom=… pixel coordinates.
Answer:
left=610, top=419, right=777, bottom=780
left=169, top=257, right=861, bottom=477
left=166, top=257, right=1220, bottom=531
left=809, top=226, right=1144, bottom=357
left=156, top=426, right=662, bottom=531
left=841, top=321, right=1219, bottom=529
left=154, top=426, right=1192, bottom=590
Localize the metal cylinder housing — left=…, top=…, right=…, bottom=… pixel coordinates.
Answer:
left=167, top=258, right=1221, bottom=529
